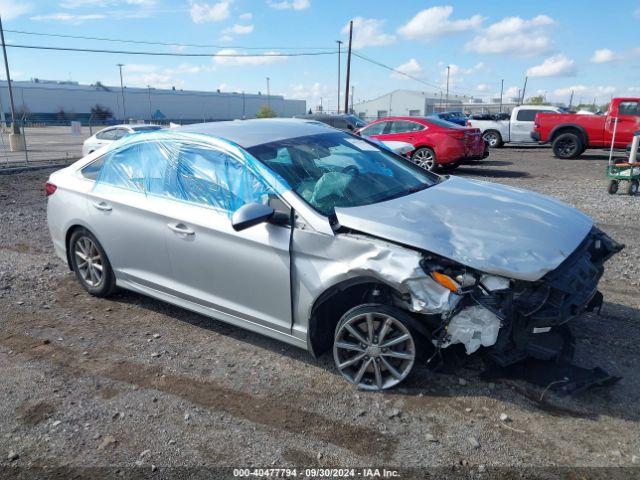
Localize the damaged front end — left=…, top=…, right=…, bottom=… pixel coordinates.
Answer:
left=422, top=227, right=623, bottom=379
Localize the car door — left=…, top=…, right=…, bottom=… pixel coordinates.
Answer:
left=84, top=141, right=175, bottom=291
left=606, top=100, right=640, bottom=147
left=510, top=109, right=540, bottom=142
left=162, top=141, right=293, bottom=332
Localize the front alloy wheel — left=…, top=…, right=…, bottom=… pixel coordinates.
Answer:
left=333, top=306, right=416, bottom=390
left=412, top=147, right=437, bottom=171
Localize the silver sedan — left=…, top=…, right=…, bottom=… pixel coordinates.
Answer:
left=46, top=119, right=621, bottom=390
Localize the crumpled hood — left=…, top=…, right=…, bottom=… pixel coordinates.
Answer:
left=334, top=176, right=593, bottom=281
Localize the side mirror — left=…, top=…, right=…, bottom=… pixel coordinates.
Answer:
left=231, top=203, right=275, bottom=231
left=347, top=124, right=354, bottom=131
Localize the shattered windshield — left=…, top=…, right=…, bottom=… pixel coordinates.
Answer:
left=247, top=131, right=437, bottom=215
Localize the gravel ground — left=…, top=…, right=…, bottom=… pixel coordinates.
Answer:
left=0, top=146, right=639, bottom=478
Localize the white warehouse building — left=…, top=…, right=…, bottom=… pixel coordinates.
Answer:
left=0, top=79, right=306, bottom=125
left=353, top=89, right=468, bottom=120
left=353, top=89, right=520, bottom=120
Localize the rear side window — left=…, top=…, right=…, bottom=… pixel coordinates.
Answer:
left=389, top=121, right=424, bottom=134
left=515, top=109, right=541, bottom=121
left=81, top=158, right=105, bottom=180
left=618, top=101, right=639, bottom=116
left=95, top=141, right=171, bottom=193
left=96, top=129, right=116, bottom=140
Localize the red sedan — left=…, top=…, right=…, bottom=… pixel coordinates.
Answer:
left=357, top=116, right=488, bottom=171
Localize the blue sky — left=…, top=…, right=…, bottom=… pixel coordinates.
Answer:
left=1, top=0, right=639, bottom=110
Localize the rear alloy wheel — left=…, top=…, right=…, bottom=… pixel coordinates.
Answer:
left=412, top=147, right=437, bottom=171
left=629, top=180, right=639, bottom=196
left=482, top=130, right=503, bottom=148
left=69, top=228, right=116, bottom=297
left=333, top=305, right=417, bottom=391
left=552, top=133, right=583, bottom=159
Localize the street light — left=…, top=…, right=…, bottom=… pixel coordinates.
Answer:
left=117, top=64, right=126, bottom=121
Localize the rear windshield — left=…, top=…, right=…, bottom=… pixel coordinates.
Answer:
left=131, top=125, right=163, bottom=132
left=425, top=117, right=466, bottom=129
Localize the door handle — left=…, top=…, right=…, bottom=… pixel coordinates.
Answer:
left=168, top=223, right=195, bottom=235
left=92, top=201, right=112, bottom=212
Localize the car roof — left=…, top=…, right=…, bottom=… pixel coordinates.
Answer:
left=177, top=118, right=334, bottom=148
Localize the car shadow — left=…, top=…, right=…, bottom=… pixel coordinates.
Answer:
left=453, top=167, right=530, bottom=179
left=109, top=289, right=640, bottom=422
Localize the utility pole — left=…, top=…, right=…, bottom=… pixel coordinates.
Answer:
left=445, top=65, right=450, bottom=111
left=520, top=76, right=528, bottom=105
left=0, top=14, right=19, bottom=137
left=117, top=64, right=126, bottom=121
left=266, top=77, right=270, bottom=109
left=499, top=79, right=504, bottom=113
left=344, top=20, right=353, bottom=114
left=336, top=40, right=342, bottom=114
left=350, top=85, right=354, bottom=114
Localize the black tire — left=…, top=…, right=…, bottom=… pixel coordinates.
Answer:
left=608, top=180, right=619, bottom=195
left=68, top=228, right=116, bottom=297
left=552, top=133, right=583, bottom=159
left=411, top=147, right=437, bottom=171
left=441, top=161, right=460, bottom=171
left=628, top=180, right=639, bottom=196
left=332, top=304, right=423, bottom=390
left=482, top=130, right=503, bottom=148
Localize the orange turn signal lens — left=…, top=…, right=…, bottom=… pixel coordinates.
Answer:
left=431, top=271, right=460, bottom=293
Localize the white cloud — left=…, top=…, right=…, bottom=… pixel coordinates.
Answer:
left=189, top=1, right=231, bottom=23
left=390, top=59, right=423, bottom=79
left=526, top=54, right=576, bottom=77
left=219, top=35, right=234, bottom=42
left=0, top=0, right=33, bottom=19
left=398, top=6, right=483, bottom=41
left=635, top=8, right=640, bottom=18
left=122, top=63, right=208, bottom=89
left=466, top=14, right=555, bottom=56
left=341, top=17, right=395, bottom=49
left=239, top=12, right=252, bottom=20
left=222, top=23, right=254, bottom=35
left=590, top=48, right=616, bottom=63
left=475, top=83, right=490, bottom=92
left=289, top=82, right=333, bottom=110
left=267, top=0, right=310, bottom=10
left=30, top=12, right=106, bottom=23
left=553, top=84, right=616, bottom=102
left=212, top=49, right=287, bottom=66
left=504, top=86, right=521, bottom=98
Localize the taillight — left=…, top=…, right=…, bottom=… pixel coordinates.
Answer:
left=450, top=130, right=466, bottom=139
left=45, top=182, right=57, bottom=196
left=466, top=121, right=471, bottom=126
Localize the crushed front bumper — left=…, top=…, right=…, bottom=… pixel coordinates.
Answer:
left=484, top=227, right=623, bottom=366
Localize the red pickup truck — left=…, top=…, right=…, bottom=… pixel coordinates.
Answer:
left=532, top=98, right=640, bottom=158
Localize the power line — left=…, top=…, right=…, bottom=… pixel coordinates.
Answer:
left=2, top=43, right=337, bottom=58
left=4, top=29, right=332, bottom=51
left=351, top=50, right=471, bottom=98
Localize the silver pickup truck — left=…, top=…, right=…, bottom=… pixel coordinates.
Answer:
left=468, top=105, right=561, bottom=147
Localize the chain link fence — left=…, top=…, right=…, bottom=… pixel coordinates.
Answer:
left=0, top=118, right=88, bottom=170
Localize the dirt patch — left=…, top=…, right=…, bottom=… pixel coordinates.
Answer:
left=16, top=400, right=58, bottom=426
